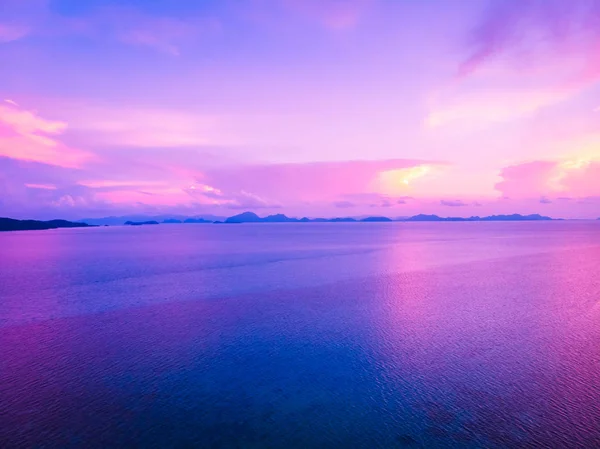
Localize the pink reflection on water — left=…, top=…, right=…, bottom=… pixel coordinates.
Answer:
left=367, top=241, right=600, bottom=445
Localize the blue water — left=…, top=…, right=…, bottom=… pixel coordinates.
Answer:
left=1, top=222, right=599, bottom=447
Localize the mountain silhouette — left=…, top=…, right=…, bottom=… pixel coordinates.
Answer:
left=263, top=214, right=299, bottom=222
left=404, top=213, right=552, bottom=222
left=225, top=212, right=263, bottom=223
left=360, top=216, right=393, bottom=222
left=80, top=214, right=226, bottom=226
left=183, top=218, right=212, bottom=224
left=124, top=221, right=159, bottom=226
left=224, top=212, right=363, bottom=223
left=18, top=212, right=557, bottom=230
left=479, top=214, right=551, bottom=221
left=328, top=217, right=357, bottom=222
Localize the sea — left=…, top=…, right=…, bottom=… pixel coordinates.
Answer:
left=1, top=221, right=599, bottom=448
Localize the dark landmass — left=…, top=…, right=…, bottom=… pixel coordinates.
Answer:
left=480, top=214, right=552, bottom=221
left=403, top=213, right=552, bottom=222
left=263, top=213, right=299, bottom=223
left=80, top=214, right=226, bottom=226
left=225, top=212, right=264, bottom=223
left=74, top=212, right=558, bottom=227
left=405, top=214, right=464, bottom=222
left=328, top=217, right=357, bottom=222
left=225, top=212, right=311, bottom=223
left=0, top=217, right=93, bottom=232
left=183, top=218, right=213, bottom=224
left=124, top=221, right=159, bottom=226
left=360, top=216, right=393, bottom=222
left=224, top=212, right=357, bottom=223
left=222, top=212, right=554, bottom=223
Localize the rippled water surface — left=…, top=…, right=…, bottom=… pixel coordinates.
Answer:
left=1, top=222, right=599, bottom=447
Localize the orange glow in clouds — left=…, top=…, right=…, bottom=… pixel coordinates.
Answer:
left=548, top=156, right=596, bottom=192
left=377, top=165, right=433, bottom=194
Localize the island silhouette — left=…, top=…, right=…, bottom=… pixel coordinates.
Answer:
left=141, top=211, right=553, bottom=224
left=0, top=218, right=93, bottom=232
left=1, top=212, right=556, bottom=231
left=224, top=212, right=396, bottom=223
left=124, top=220, right=159, bottom=226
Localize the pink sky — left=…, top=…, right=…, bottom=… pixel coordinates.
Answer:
left=1, top=0, right=599, bottom=219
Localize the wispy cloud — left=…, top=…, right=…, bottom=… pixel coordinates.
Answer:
left=0, top=23, right=30, bottom=42
left=0, top=102, right=66, bottom=145
left=426, top=89, right=569, bottom=128
left=458, top=0, right=600, bottom=87
left=282, top=0, right=371, bottom=30
left=0, top=2, right=220, bottom=55
left=333, top=200, right=356, bottom=208
left=200, top=159, right=433, bottom=206
left=496, top=157, right=600, bottom=199
left=440, top=199, right=468, bottom=207
left=425, top=0, right=600, bottom=130
left=338, top=192, right=408, bottom=209
left=65, top=106, right=222, bottom=148
left=78, top=180, right=170, bottom=190
left=396, top=196, right=413, bottom=205
left=102, top=8, right=221, bottom=56
left=0, top=102, right=93, bottom=167
left=0, top=0, right=52, bottom=43
left=240, top=0, right=372, bottom=32
left=25, top=183, right=57, bottom=190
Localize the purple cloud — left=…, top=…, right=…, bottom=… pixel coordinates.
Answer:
left=0, top=23, right=29, bottom=42
left=0, top=151, right=436, bottom=218
left=98, top=7, right=221, bottom=56
left=440, top=199, right=468, bottom=207
left=396, top=196, right=413, bottom=204
left=496, top=160, right=600, bottom=200
left=333, top=200, right=356, bottom=208
left=0, top=1, right=221, bottom=55
left=458, top=0, right=600, bottom=86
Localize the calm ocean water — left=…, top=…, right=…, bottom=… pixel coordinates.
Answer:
left=1, top=222, right=599, bottom=447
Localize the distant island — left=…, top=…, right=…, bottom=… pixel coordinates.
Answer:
left=161, top=218, right=213, bottom=224
left=183, top=218, right=213, bottom=224
left=80, top=214, right=226, bottom=226
left=223, top=212, right=553, bottom=223
left=75, top=212, right=557, bottom=227
left=124, top=221, right=159, bottom=226
left=0, top=212, right=562, bottom=232
left=404, top=213, right=552, bottom=222
left=361, top=216, right=393, bottom=222
left=0, top=217, right=93, bottom=232
left=224, top=212, right=394, bottom=223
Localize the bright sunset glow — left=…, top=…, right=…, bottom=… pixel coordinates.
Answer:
left=378, top=165, right=433, bottom=194
left=1, top=0, right=599, bottom=218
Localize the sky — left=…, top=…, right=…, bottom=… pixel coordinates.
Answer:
left=1, top=0, right=599, bottom=219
